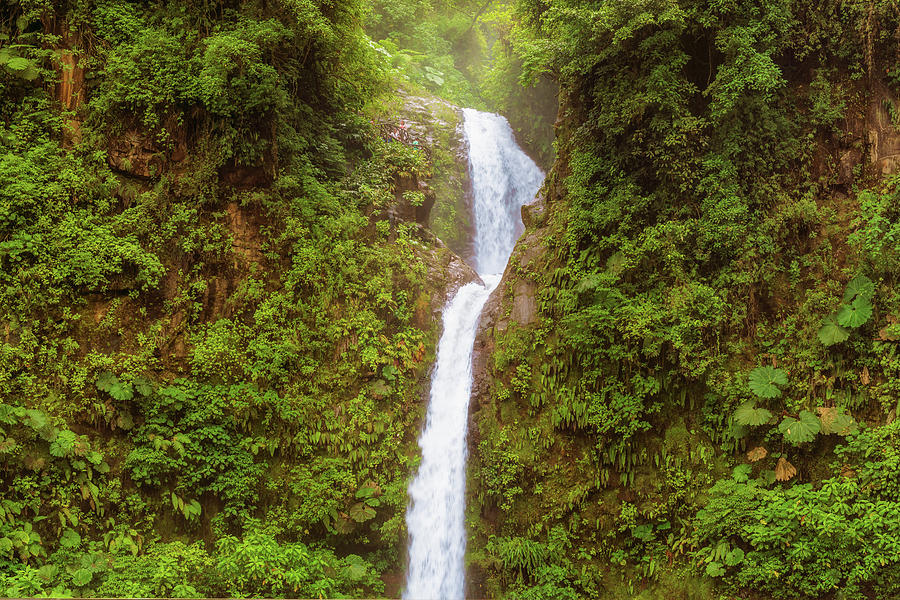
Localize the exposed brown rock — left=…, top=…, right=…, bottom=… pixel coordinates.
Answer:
left=42, top=18, right=85, bottom=147
left=107, top=128, right=189, bottom=179
left=867, top=85, right=900, bottom=176
left=521, top=193, right=548, bottom=229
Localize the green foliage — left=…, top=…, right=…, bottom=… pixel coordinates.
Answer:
left=368, top=1, right=486, bottom=107
left=477, top=427, right=525, bottom=511
left=215, top=530, right=382, bottom=598
left=96, top=371, right=134, bottom=401
left=468, top=0, right=900, bottom=597
left=819, top=275, right=877, bottom=345
left=696, top=454, right=900, bottom=599
left=733, top=402, right=773, bottom=426
left=0, top=0, right=467, bottom=594
left=818, top=315, right=850, bottom=346
left=778, top=410, right=821, bottom=445
left=837, top=296, right=873, bottom=328
left=748, top=366, right=788, bottom=399
left=487, top=535, right=547, bottom=576
left=849, top=187, right=900, bottom=275
left=843, top=275, right=875, bottom=304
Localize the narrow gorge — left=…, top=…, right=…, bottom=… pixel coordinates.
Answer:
left=405, top=110, right=542, bottom=598
left=6, top=1, right=900, bottom=598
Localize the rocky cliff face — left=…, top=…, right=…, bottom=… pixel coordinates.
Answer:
left=389, top=92, right=476, bottom=261
left=463, top=60, right=900, bottom=597
left=471, top=193, right=549, bottom=406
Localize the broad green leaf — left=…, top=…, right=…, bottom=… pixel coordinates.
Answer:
left=843, top=275, right=875, bottom=303
left=837, top=296, right=873, bottom=328
left=0, top=404, right=18, bottom=425
left=50, top=430, right=77, bottom=457
left=355, top=481, right=381, bottom=498
left=133, top=377, right=154, bottom=397
left=748, top=366, right=787, bottom=398
left=115, top=411, right=134, bottom=430
left=23, top=409, right=47, bottom=430
left=382, top=365, right=399, bottom=382
left=631, top=524, right=653, bottom=541
left=96, top=371, right=118, bottom=393
left=37, top=564, right=58, bottom=580
left=817, top=406, right=857, bottom=436
left=348, top=502, right=376, bottom=522
left=343, top=561, right=368, bottom=582
left=725, top=548, right=745, bottom=566
left=97, top=371, right=134, bottom=400
left=59, top=528, right=81, bottom=548
left=758, top=469, right=777, bottom=486
left=172, top=584, right=200, bottom=598
left=705, top=561, right=725, bottom=577
left=185, top=499, right=202, bottom=520
left=423, top=66, right=445, bottom=86
left=108, top=381, right=134, bottom=401
left=818, top=316, right=849, bottom=346
left=734, top=401, right=773, bottom=426
left=72, top=568, right=93, bottom=586
left=779, top=411, right=821, bottom=444
left=19, top=64, right=39, bottom=81
left=369, top=379, right=390, bottom=398
left=333, top=514, right=355, bottom=534
left=732, top=464, right=752, bottom=483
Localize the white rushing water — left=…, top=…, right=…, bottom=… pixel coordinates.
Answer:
left=404, top=109, right=544, bottom=599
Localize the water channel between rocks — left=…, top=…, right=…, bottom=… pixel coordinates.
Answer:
left=403, top=108, right=544, bottom=599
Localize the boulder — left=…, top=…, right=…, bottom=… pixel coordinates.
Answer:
left=521, top=194, right=547, bottom=229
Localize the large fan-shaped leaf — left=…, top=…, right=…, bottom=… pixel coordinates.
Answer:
left=96, top=371, right=117, bottom=392
left=816, top=406, right=857, bottom=435
left=97, top=371, right=134, bottom=400
left=355, top=480, right=381, bottom=499
left=775, top=457, right=798, bottom=481
left=705, top=561, right=725, bottom=577
left=23, top=409, right=47, bottom=430
left=133, top=377, right=154, bottom=397
left=5, top=56, right=31, bottom=71
left=734, top=402, right=773, bottom=426
left=72, top=568, right=93, bottom=586
left=843, top=275, right=875, bottom=303
left=343, top=555, right=368, bottom=581
left=748, top=366, right=788, bottom=398
left=747, top=446, right=768, bottom=462
left=779, top=411, right=821, bottom=444
left=59, top=528, right=81, bottom=548
left=725, top=548, right=745, bottom=566
left=50, top=430, right=77, bottom=457
left=732, top=464, right=752, bottom=482
left=818, top=316, right=849, bottom=346
left=837, top=296, right=873, bottom=328
left=348, top=502, right=376, bottom=522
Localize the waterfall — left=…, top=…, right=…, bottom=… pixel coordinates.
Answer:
left=403, top=109, right=544, bottom=599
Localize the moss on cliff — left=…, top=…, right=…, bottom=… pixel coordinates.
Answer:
left=466, top=2, right=900, bottom=598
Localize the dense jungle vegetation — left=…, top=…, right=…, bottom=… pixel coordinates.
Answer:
left=467, top=1, right=900, bottom=599
left=2, top=0, right=900, bottom=598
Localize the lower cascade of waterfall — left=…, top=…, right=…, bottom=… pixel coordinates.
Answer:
left=403, top=109, right=544, bottom=599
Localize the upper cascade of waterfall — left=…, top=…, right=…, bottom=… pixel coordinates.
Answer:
left=403, top=109, right=544, bottom=600
left=462, top=108, right=544, bottom=276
